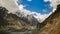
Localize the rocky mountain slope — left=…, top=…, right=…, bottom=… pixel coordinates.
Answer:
left=37, top=4, right=60, bottom=34
left=0, top=6, right=39, bottom=34
left=15, top=11, right=39, bottom=26
left=1, top=3, right=60, bottom=34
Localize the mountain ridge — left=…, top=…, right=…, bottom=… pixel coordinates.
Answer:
left=37, top=4, right=60, bottom=34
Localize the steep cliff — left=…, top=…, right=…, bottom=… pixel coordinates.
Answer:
left=38, top=4, right=60, bottom=34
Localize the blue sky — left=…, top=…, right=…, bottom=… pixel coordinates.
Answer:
left=17, top=0, right=53, bottom=14
left=16, top=0, right=60, bottom=22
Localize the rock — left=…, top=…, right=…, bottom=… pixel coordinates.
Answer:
left=38, top=4, right=60, bottom=34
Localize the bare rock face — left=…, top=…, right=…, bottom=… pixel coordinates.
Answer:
left=38, top=4, right=60, bottom=34
left=0, top=7, right=9, bottom=26
left=0, top=7, right=38, bottom=34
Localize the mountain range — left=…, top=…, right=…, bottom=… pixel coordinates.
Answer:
left=0, top=6, right=40, bottom=34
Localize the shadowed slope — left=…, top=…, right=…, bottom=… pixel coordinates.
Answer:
left=38, top=4, right=60, bottom=34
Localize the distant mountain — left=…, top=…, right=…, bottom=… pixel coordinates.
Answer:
left=0, top=6, right=40, bottom=34
left=15, top=11, right=39, bottom=26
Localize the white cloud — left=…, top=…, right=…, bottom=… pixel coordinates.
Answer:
left=50, top=0, right=60, bottom=12
left=18, top=4, right=51, bottom=22
left=0, top=0, right=55, bottom=22
left=33, top=13, right=49, bottom=22
left=1, top=0, right=60, bottom=23
left=27, top=0, right=32, bottom=2
left=19, top=5, right=25, bottom=10
left=44, top=0, right=51, bottom=2
left=0, top=0, right=19, bottom=13
left=2, top=0, right=59, bottom=22
left=15, top=0, right=18, bottom=6
left=44, top=0, right=60, bottom=12
left=43, top=0, right=60, bottom=21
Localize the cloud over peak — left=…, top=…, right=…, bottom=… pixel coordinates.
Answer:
left=44, top=0, right=60, bottom=12
left=0, top=0, right=60, bottom=22
left=18, top=0, right=60, bottom=22
left=18, top=4, right=50, bottom=22
left=0, top=0, right=19, bottom=13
